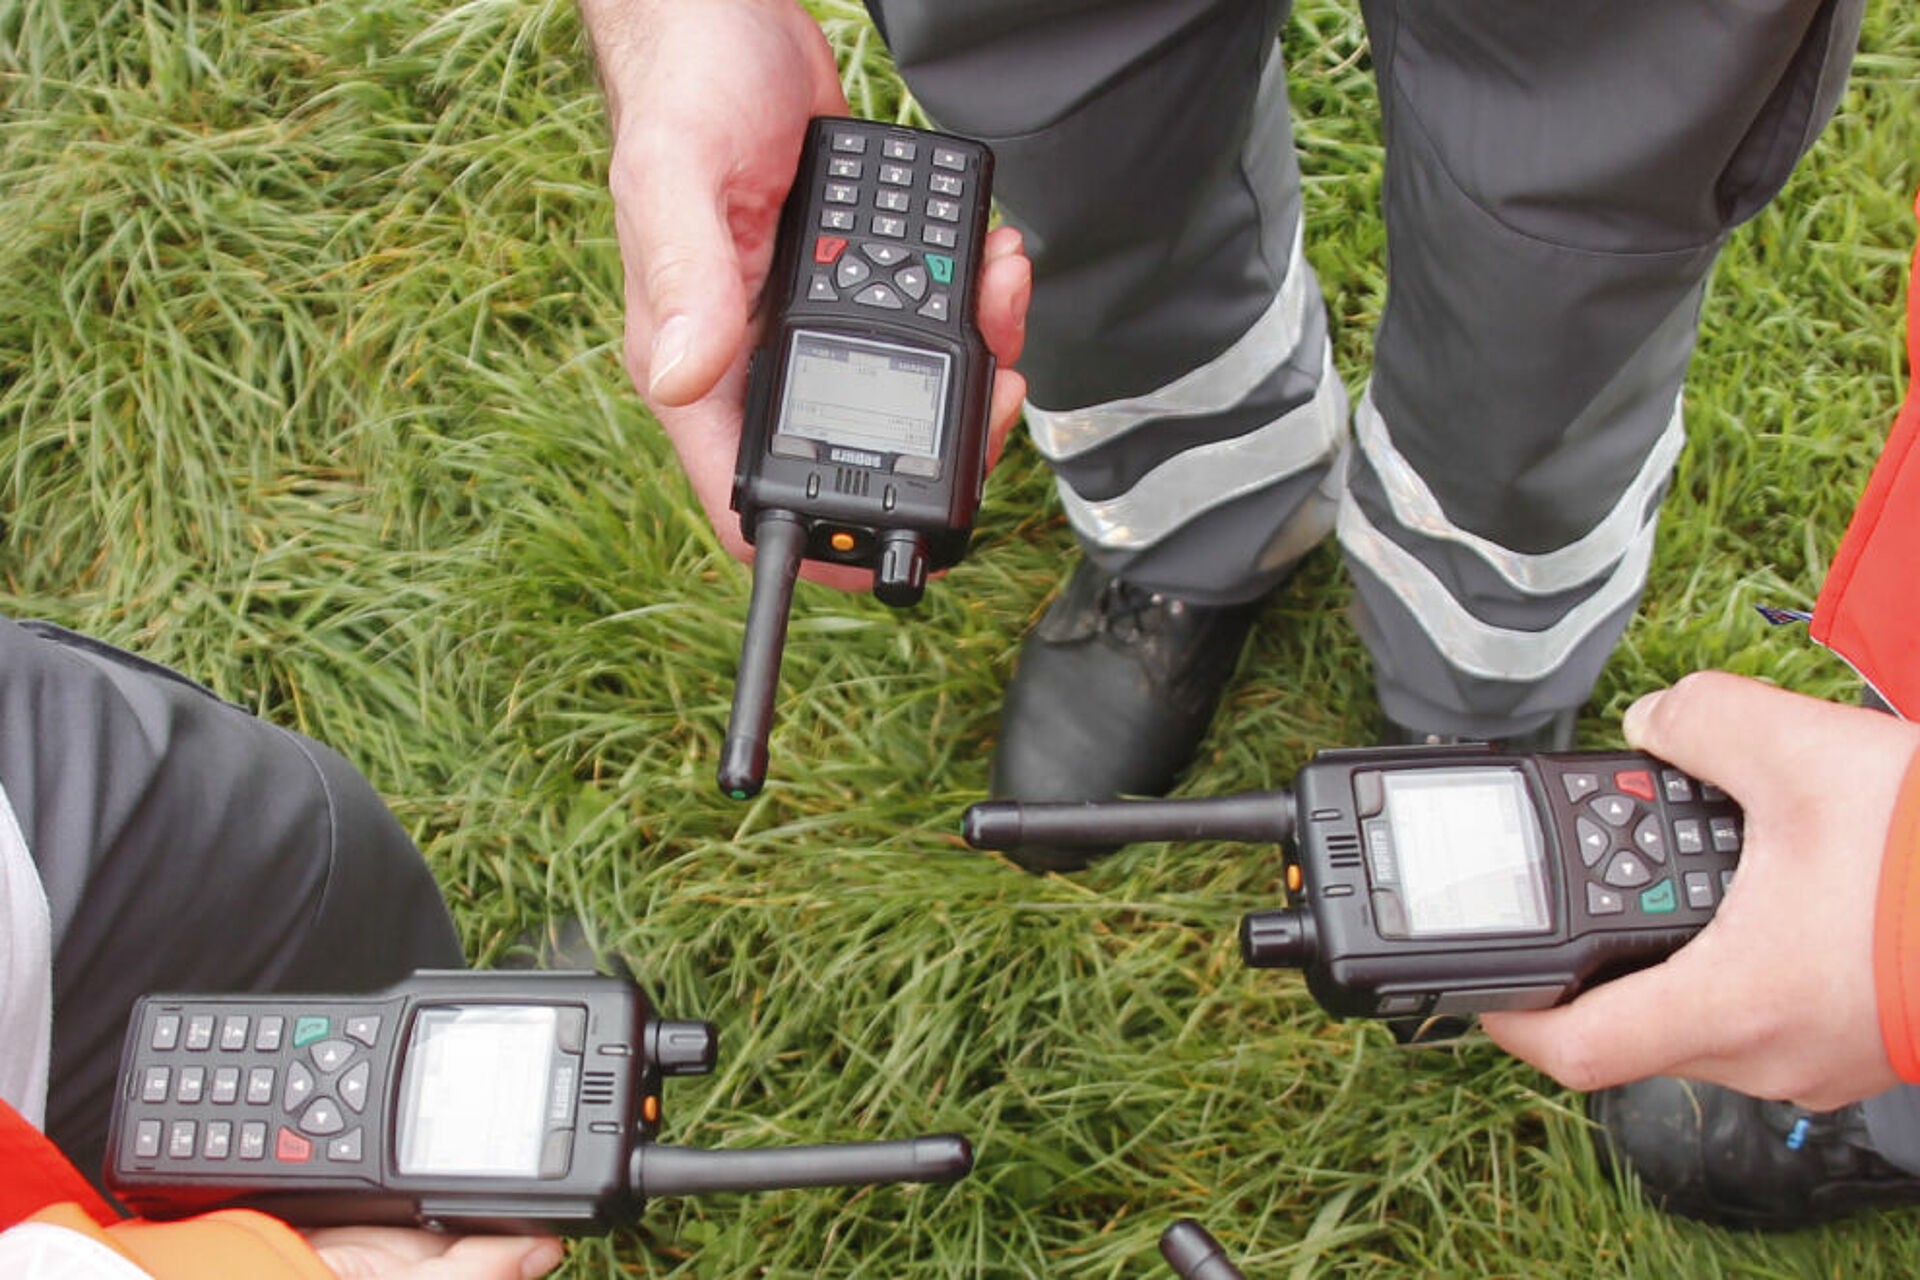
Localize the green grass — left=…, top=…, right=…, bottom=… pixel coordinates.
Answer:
left=3, top=1, right=1917, bottom=1274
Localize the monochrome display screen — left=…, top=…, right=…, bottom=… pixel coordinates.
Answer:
left=396, top=1006, right=558, bottom=1177
left=774, top=331, right=948, bottom=458
left=1382, top=768, right=1552, bottom=937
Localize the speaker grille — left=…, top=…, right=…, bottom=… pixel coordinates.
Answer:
left=581, top=1071, right=618, bottom=1108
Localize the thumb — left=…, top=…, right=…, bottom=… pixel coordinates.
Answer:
left=612, top=134, right=753, bottom=409
left=1620, top=672, right=1816, bottom=808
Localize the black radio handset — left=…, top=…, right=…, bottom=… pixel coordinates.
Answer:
left=966, top=744, right=1745, bottom=1022
left=105, top=970, right=973, bottom=1236
left=720, top=117, right=995, bottom=799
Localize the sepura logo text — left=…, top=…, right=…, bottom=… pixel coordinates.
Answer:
left=829, top=447, right=884, bottom=469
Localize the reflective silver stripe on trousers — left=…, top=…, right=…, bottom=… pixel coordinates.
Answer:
left=1352, top=387, right=1686, bottom=594
left=1056, top=341, right=1348, bottom=549
left=1025, top=220, right=1314, bottom=462
left=0, top=777, right=51, bottom=1127
left=1337, top=391, right=1681, bottom=681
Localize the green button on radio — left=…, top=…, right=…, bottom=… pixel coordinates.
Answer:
left=293, top=1016, right=331, bottom=1048
left=926, top=253, right=954, bottom=285
left=1638, top=880, right=1678, bottom=914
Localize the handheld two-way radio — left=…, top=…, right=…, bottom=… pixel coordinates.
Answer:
left=721, top=116, right=996, bottom=799
left=105, top=970, right=972, bottom=1235
left=965, top=745, right=1743, bottom=1023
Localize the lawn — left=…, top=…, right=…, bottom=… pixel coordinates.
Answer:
left=3, top=1, right=1917, bottom=1274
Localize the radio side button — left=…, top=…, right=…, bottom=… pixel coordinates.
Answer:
left=1432, top=984, right=1563, bottom=1015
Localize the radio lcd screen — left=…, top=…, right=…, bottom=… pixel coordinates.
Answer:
left=774, top=331, right=949, bottom=459
left=1381, top=767, right=1552, bottom=938
left=396, top=1006, right=558, bottom=1177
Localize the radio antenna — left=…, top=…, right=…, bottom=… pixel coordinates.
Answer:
left=1160, top=1219, right=1246, bottom=1279
left=633, top=1134, right=972, bottom=1198
left=718, top=510, right=808, bottom=799
left=962, top=792, right=1295, bottom=852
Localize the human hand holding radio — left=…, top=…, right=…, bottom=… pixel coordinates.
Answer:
left=1482, top=672, right=1920, bottom=1111
left=581, top=0, right=1030, bottom=589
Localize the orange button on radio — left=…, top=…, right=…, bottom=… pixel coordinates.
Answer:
left=829, top=531, right=857, bottom=553
left=1286, top=865, right=1302, bottom=893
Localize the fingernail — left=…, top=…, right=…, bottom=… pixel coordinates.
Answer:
left=1622, top=689, right=1663, bottom=746
left=648, top=315, right=692, bottom=399
left=521, top=1240, right=564, bottom=1278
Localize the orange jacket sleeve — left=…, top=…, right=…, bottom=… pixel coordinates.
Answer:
left=23, top=1201, right=333, bottom=1280
left=1811, top=189, right=1920, bottom=716
left=1874, top=748, right=1920, bottom=1082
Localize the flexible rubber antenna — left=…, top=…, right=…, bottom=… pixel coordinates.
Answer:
left=1160, top=1219, right=1246, bottom=1279
left=962, top=791, right=1296, bottom=852
left=718, top=510, right=808, bottom=799
left=633, top=1134, right=972, bottom=1198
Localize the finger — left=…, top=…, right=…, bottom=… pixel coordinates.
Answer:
left=610, top=129, right=757, bottom=409
left=412, top=1236, right=566, bottom=1280
left=976, top=226, right=1030, bottom=369
left=1624, top=672, right=1920, bottom=827
left=985, top=366, right=1029, bottom=473
left=974, top=227, right=1030, bottom=473
left=1479, top=950, right=1729, bottom=1093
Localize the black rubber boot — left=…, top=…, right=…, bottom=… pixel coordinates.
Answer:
left=988, top=559, right=1267, bottom=873
left=1590, top=1076, right=1920, bottom=1230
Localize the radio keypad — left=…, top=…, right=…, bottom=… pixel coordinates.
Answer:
left=1552, top=761, right=1741, bottom=924
left=804, top=126, right=975, bottom=327
left=123, top=1004, right=388, bottom=1171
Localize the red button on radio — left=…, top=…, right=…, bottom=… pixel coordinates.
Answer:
left=1615, top=770, right=1655, bottom=802
left=275, top=1128, right=312, bottom=1163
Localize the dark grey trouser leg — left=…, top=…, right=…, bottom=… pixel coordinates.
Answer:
left=1861, top=1084, right=1920, bottom=1175
left=1, top=618, right=463, bottom=1181
left=1345, top=0, right=1863, bottom=736
left=870, top=0, right=1347, bottom=606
